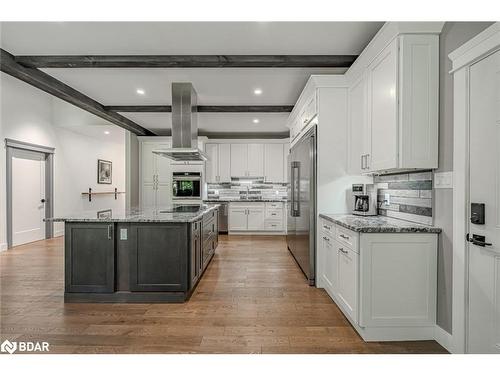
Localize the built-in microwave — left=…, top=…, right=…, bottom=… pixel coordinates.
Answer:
left=172, top=172, right=202, bottom=200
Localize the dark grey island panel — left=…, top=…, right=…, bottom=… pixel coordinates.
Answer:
left=65, top=223, right=115, bottom=293
left=56, top=205, right=219, bottom=303
left=128, top=223, right=188, bottom=292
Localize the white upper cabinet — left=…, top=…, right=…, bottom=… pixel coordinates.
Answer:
left=218, top=144, right=231, bottom=183
left=230, top=144, right=248, bottom=177
left=205, top=143, right=218, bottom=183
left=139, top=140, right=172, bottom=208
left=247, top=144, right=264, bottom=177
left=348, top=74, right=369, bottom=175
left=264, top=144, right=284, bottom=183
left=360, top=34, right=439, bottom=173
left=230, top=143, right=264, bottom=178
left=367, top=38, right=399, bottom=172
left=205, top=143, right=232, bottom=183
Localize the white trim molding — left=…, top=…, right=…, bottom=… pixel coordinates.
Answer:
left=449, top=21, right=500, bottom=354
left=434, top=325, right=454, bottom=353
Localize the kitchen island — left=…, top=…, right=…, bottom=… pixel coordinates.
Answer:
left=48, top=204, right=219, bottom=303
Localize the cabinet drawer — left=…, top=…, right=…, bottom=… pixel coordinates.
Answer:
left=320, top=219, right=334, bottom=237
left=266, top=202, right=283, bottom=209
left=265, top=220, right=283, bottom=231
left=265, top=208, right=283, bottom=220
left=336, top=226, right=359, bottom=253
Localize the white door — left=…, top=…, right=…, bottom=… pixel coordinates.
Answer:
left=141, top=183, right=156, bottom=208
left=218, top=144, right=232, bottom=183
left=336, top=242, right=358, bottom=323
left=229, top=207, right=248, bottom=231
left=247, top=144, right=264, bottom=177
left=247, top=207, right=265, bottom=231
left=155, top=142, right=171, bottom=184
left=368, top=38, right=398, bottom=172
left=205, top=143, right=219, bottom=183
left=467, top=49, right=500, bottom=354
left=230, top=144, right=247, bottom=177
left=141, top=142, right=157, bottom=184
left=348, top=75, right=367, bottom=175
left=321, top=235, right=337, bottom=295
left=12, top=150, right=46, bottom=246
left=264, top=144, right=284, bottom=182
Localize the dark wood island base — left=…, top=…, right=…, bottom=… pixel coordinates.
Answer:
left=62, top=206, right=219, bottom=303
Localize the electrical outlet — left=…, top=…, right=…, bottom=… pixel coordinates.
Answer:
left=120, top=228, right=128, bottom=240
left=384, top=193, right=391, bottom=206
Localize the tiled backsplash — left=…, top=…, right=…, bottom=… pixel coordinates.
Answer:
left=207, top=179, right=287, bottom=200
left=374, top=171, right=433, bottom=225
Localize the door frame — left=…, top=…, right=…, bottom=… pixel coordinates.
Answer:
left=450, top=22, right=500, bottom=354
left=5, top=138, right=55, bottom=248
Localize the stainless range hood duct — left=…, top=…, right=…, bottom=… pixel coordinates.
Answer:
left=153, top=82, right=208, bottom=161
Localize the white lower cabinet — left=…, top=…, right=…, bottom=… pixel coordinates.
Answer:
left=229, top=202, right=284, bottom=233
left=319, top=218, right=438, bottom=341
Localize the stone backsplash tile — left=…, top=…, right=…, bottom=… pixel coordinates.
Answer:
left=375, top=171, right=434, bottom=225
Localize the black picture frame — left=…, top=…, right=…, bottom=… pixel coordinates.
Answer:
left=97, top=159, right=112, bottom=184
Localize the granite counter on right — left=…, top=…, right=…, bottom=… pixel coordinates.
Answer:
left=317, top=213, right=441, bottom=343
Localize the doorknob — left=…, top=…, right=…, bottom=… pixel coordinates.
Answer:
left=466, top=233, right=492, bottom=247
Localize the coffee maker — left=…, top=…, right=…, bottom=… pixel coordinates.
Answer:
left=351, top=184, right=377, bottom=216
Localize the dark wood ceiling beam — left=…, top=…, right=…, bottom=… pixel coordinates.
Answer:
left=1, top=49, right=155, bottom=136
left=105, top=105, right=294, bottom=113
left=16, top=55, right=358, bottom=68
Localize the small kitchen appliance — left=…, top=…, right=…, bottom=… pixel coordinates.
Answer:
left=351, top=183, right=377, bottom=216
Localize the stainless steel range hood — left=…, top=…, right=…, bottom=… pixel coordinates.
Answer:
left=153, top=83, right=208, bottom=161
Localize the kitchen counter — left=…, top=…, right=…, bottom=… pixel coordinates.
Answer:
left=319, top=213, right=441, bottom=233
left=204, top=199, right=286, bottom=203
left=46, top=204, right=219, bottom=223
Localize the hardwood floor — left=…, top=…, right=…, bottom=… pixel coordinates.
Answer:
left=0, top=235, right=447, bottom=354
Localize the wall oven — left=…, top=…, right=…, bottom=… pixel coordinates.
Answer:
left=172, top=172, right=202, bottom=200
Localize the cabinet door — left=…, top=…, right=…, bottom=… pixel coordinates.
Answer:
left=247, top=144, right=264, bottom=177
left=141, top=142, right=158, bottom=184
left=129, top=223, right=188, bottom=292
left=155, top=142, right=171, bottom=183
left=348, top=75, right=367, bottom=175
left=230, top=144, right=248, bottom=177
left=228, top=207, right=248, bottom=231
left=141, top=183, right=156, bottom=208
left=190, top=221, right=202, bottom=289
left=205, top=143, right=219, bottom=183
left=247, top=207, right=265, bottom=231
left=218, top=143, right=232, bottom=183
left=336, top=242, right=358, bottom=323
left=156, top=183, right=171, bottom=207
left=264, top=144, right=284, bottom=183
left=321, top=235, right=337, bottom=296
left=367, top=38, right=398, bottom=172
left=65, top=223, right=115, bottom=293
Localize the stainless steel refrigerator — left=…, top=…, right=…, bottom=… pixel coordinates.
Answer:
left=286, top=126, right=317, bottom=286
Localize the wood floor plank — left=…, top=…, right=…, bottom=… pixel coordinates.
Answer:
left=0, top=235, right=448, bottom=354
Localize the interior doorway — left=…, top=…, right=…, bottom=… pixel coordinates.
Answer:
left=6, top=139, right=54, bottom=248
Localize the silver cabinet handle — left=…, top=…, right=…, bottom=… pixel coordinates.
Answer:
left=339, top=247, right=348, bottom=254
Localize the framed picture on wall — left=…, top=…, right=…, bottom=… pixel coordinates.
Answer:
left=97, top=159, right=112, bottom=184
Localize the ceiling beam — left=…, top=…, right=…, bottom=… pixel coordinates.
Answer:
left=16, top=55, right=358, bottom=68
left=105, top=105, right=294, bottom=113
left=1, top=49, right=155, bottom=136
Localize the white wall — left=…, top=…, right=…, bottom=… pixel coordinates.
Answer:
left=0, top=73, right=126, bottom=248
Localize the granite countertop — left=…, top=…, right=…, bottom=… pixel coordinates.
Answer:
left=46, top=204, right=220, bottom=223
left=204, top=199, right=287, bottom=203
left=319, top=214, right=442, bottom=233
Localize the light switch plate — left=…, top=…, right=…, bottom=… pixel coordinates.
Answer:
left=120, top=228, right=128, bottom=240
left=434, top=171, right=453, bottom=189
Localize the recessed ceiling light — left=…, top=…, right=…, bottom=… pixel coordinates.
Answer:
left=253, top=88, right=263, bottom=95
left=104, top=131, right=110, bottom=135
left=136, top=88, right=145, bottom=95
left=253, top=118, right=260, bottom=124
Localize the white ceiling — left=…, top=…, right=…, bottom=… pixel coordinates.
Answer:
left=0, top=22, right=384, bottom=136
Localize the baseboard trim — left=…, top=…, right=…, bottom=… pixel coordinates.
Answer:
left=228, top=231, right=286, bottom=236
left=53, top=230, right=64, bottom=238
left=0, top=243, right=7, bottom=252
left=434, top=325, right=454, bottom=353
